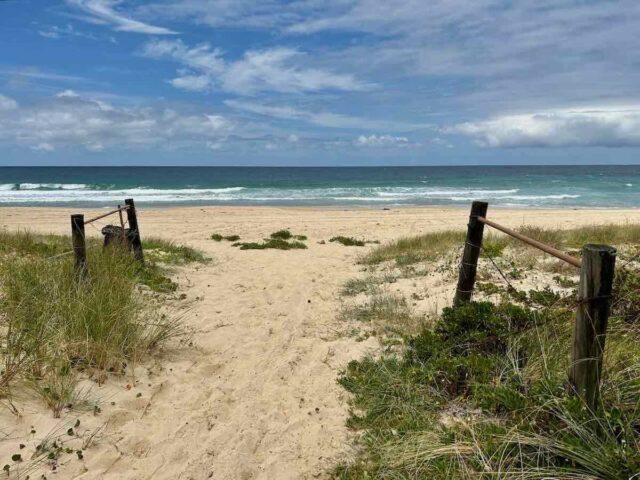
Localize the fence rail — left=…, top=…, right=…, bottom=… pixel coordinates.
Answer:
left=477, top=216, right=582, bottom=268
left=83, top=205, right=130, bottom=225
left=454, top=200, right=616, bottom=411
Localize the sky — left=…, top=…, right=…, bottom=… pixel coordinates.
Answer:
left=1, top=0, right=640, bottom=166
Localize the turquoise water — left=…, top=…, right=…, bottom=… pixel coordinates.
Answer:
left=0, top=166, right=638, bottom=208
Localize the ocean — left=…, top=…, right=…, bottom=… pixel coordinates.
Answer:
left=0, top=166, right=638, bottom=208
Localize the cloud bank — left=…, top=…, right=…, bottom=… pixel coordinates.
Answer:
left=451, top=107, right=640, bottom=148
left=0, top=91, right=232, bottom=152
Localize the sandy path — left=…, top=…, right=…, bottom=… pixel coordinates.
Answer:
left=1, top=206, right=639, bottom=479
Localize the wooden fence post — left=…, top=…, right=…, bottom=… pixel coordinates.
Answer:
left=570, top=244, right=616, bottom=410
left=454, top=201, right=488, bottom=306
left=125, top=198, right=144, bottom=263
left=71, top=214, right=87, bottom=277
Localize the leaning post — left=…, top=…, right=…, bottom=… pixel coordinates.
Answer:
left=71, top=214, right=87, bottom=278
left=125, top=198, right=144, bottom=263
left=453, top=201, right=489, bottom=306
left=570, top=244, right=616, bottom=410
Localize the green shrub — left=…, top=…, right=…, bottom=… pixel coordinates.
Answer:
left=270, top=229, right=293, bottom=240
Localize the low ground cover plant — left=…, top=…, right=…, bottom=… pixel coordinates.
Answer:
left=336, top=223, right=640, bottom=478
left=232, top=229, right=308, bottom=250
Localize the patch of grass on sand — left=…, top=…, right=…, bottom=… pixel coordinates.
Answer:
left=270, top=230, right=307, bottom=241
left=235, top=238, right=307, bottom=250
left=341, top=273, right=397, bottom=297
left=341, top=292, right=415, bottom=326
left=211, top=233, right=241, bottom=242
left=232, top=229, right=309, bottom=250
left=335, top=223, right=640, bottom=479
left=363, top=229, right=465, bottom=265
left=330, top=236, right=366, bottom=247
left=0, top=231, right=186, bottom=416
left=143, top=237, right=209, bottom=265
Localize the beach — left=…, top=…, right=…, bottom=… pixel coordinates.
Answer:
left=1, top=205, right=639, bottom=479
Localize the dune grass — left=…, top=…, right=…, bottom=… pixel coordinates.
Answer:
left=0, top=231, right=198, bottom=416
left=336, top=223, right=640, bottom=478
left=363, top=223, right=640, bottom=267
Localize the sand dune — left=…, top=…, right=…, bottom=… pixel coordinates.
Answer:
left=1, top=206, right=638, bottom=479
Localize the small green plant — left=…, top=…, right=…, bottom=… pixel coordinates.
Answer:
left=330, top=236, right=365, bottom=247
left=481, top=238, right=506, bottom=257
left=234, top=238, right=307, bottom=250
left=270, top=229, right=293, bottom=240
left=210, top=233, right=240, bottom=242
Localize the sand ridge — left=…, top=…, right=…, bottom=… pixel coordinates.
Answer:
left=0, top=206, right=639, bottom=479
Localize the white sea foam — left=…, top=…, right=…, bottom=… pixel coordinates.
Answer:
left=17, top=183, right=90, bottom=190
left=0, top=183, right=585, bottom=206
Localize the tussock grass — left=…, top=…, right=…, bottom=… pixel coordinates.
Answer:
left=0, top=230, right=70, bottom=257
left=337, top=222, right=640, bottom=478
left=0, top=231, right=189, bottom=416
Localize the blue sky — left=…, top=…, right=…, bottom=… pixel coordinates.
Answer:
left=1, top=0, right=640, bottom=165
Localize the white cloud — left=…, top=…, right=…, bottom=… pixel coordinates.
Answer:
left=0, top=92, right=233, bottom=152
left=142, top=40, right=369, bottom=95
left=0, top=94, right=18, bottom=111
left=354, top=134, right=415, bottom=148
left=169, top=74, right=212, bottom=92
left=56, top=90, right=80, bottom=98
left=66, top=0, right=177, bottom=35
left=450, top=106, right=640, bottom=148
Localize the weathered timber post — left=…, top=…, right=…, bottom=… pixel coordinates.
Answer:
left=125, top=198, right=144, bottom=262
left=453, top=201, right=488, bottom=306
left=71, top=214, right=87, bottom=277
left=570, top=244, right=616, bottom=410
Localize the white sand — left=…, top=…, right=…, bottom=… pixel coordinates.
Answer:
left=0, top=206, right=638, bottom=479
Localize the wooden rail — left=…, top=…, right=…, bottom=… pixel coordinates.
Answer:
left=477, top=216, right=581, bottom=268
left=454, top=201, right=616, bottom=410
left=84, top=205, right=130, bottom=225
